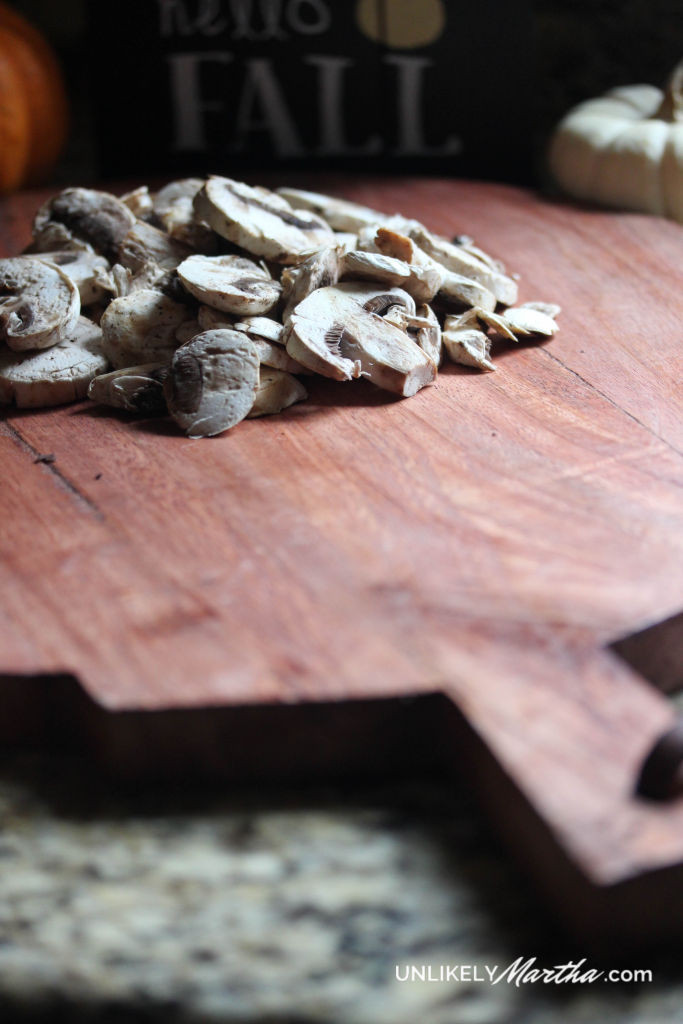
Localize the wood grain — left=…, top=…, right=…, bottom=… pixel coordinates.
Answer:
left=2, top=179, right=683, bottom=945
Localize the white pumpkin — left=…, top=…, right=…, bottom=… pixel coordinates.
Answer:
left=548, top=62, right=683, bottom=222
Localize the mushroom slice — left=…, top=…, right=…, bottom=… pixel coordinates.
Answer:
left=473, top=306, right=518, bottom=342
left=252, top=338, right=308, bottom=375
left=153, top=178, right=218, bottom=252
left=0, top=256, right=80, bottom=351
left=0, top=316, right=107, bottom=407
left=442, top=316, right=495, bottom=371
left=287, top=283, right=435, bottom=396
left=374, top=228, right=495, bottom=311
left=340, top=284, right=416, bottom=318
left=118, top=221, right=193, bottom=274
left=178, top=254, right=281, bottom=316
left=281, top=245, right=343, bottom=322
left=452, top=235, right=505, bottom=273
left=382, top=305, right=434, bottom=332
left=120, top=186, right=154, bottom=221
left=32, top=188, right=137, bottom=262
left=519, top=300, right=562, bottom=319
left=123, top=260, right=180, bottom=298
left=32, top=250, right=113, bottom=305
left=341, top=250, right=441, bottom=304
left=341, top=250, right=410, bottom=287
left=248, top=368, right=308, bottom=418
left=88, top=363, right=169, bottom=415
left=232, top=316, right=284, bottom=345
left=100, top=289, right=193, bottom=368
left=413, top=304, right=442, bottom=367
left=165, top=329, right=260, bottom=438
left=276, top=187, right=390, bottom=232
left=332, top=232, right=359, bottom=253
left=502, top=306, right=559, bottom=337
left=194, top=177, right=334, bottom=264
left=406, top=225, right=518, bottom=306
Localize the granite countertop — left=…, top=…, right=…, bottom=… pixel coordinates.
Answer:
left=0, top=751, right=681, bottom=1024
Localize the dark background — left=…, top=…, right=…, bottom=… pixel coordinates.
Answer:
left=6, top=0, right=683, bottom=187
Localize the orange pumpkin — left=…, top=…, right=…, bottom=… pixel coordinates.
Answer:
left=0, top=3, right=68, bottom=193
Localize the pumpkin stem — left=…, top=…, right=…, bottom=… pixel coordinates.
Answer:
left=656, top=59, right=683, bottom=121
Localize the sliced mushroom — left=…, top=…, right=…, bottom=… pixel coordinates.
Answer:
left=153, top=178, right=218, bottom=252
left=382, top=306, right=434, bottom=332
left=473, top=306, right=518, bottom=342
left=32, top=250, right=113, bottom=306
left=0, top=316, right=107, bottom=407
left=248, top=368, right=308, bottom=418
left=518, top=300, right=562, bottom=319
left=100, top=289, right=193, bottom=368
left=374, top=228, right=496, bottom=311
left=232, top=315, right=284, bottom=345
left=331, top=232, right=359, bottom=253
left=223, top=317, right=302, bottom=372
left=32, top=188, right=137, bottom=262
left=117, top=260, right=179, bottom=299
left=341, top=250, right=410, bottom=287
left=120, top=186, right=154, bottom=221
left=340, top=284, right=417, bottom=318
left=164, top=329, right=260, bottom=438
left=194, top=177, right=334, bottom=264
left=452, top=234, right=506, bottom=273
left=281, top=245, right=343, bottom=322
left=413, top=304, right=442, bottom=367
left=253, top=337, right=308, bottom=375
left=442, top=313, right=495, bottom=371
left=341, top=249, right=441, bottom=304
left=0, top=256, right=80, bottom=351
left=502, top=306, right=559, bottom=337
left=286, top=283, right=435, bottom=396
left=117, top=221, right=193, bottom=274
left=178, top=254, right=281, bottom=316
left=276, top=187, right=390, bottom=232
left=406, top=225, right=519, bottom=306
left=88, top=363, right=169, bottom=415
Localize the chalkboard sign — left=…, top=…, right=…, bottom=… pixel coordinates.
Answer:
left=89, top=1, right=533, bottom=181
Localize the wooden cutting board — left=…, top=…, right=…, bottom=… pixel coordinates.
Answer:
left=2, top=179, right=683, bottom=949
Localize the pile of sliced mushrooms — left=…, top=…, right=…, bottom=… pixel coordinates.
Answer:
left=0, top=177, right=560, bottom=437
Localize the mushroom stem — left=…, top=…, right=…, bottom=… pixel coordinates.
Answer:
left=655, top=59, right=683, bottom=122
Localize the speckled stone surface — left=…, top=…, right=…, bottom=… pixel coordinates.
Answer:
left=0, top=752, right=681, bottom=1024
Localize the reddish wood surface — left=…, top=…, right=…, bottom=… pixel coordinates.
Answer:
left=2, top=179, right=683, bottom=945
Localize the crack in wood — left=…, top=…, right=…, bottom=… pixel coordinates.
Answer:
left=541, top=348, right=683, bottom=460
left=1, top=417, right=104, bottom=521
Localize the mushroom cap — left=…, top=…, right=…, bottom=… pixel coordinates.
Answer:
left=194, top=177, right=334, bottom=264
left=0, top=316, right=107, bottom=407
left=276, top=187, right=391, bottom=233
left=100, top=289, right=193, bottom=369
left=165, top=329, right=260, bottom=438
left=0, top=256, right=81, bottom=351
left=31, top=249, right=113, bottom=306
left=178, top=254, right=281, bottom=316
left=33, top=188, right=137, bottom=262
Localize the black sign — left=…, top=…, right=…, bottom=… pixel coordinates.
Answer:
left=89, top=1, right=533, bottom=180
